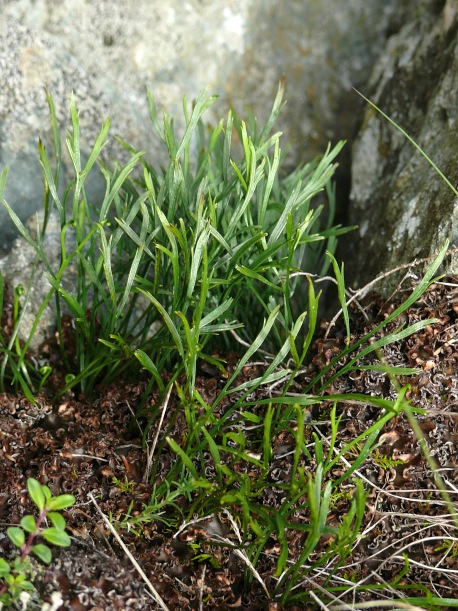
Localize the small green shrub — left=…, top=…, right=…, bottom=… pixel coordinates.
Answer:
left=0, top=478, right=75, bottom=607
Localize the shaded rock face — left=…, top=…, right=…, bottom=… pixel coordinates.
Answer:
left=0, top=0, right=413, bottom=252
left=0, top=210, right=77, bottom=351
left=347, top=0, right=458, bottom=292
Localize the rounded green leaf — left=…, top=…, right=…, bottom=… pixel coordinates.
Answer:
left=5, top=574, right=15, bottom=587
left=0, top=558, right=11, bottom=577
left=12, top=573, right=28, bottom=585
left=41, top=527, right=71, bottom=547
left=20, top=515, right=37, bottom=533
left=6, top=527, right=25, bottom=548
left=17, top=578, right=35, bottom=591
left=27, top=478, right=45, bottom=511
left=31, top=543, right=52, bottom=564
left=13, top=557, right=28, bottom=571
left=0, top=594, right=11, bottom=606
left=46, top=494, right=76, bottom=511
left=42, top=485, right=52, bottom=503
left=47, top=512, right=66, bottom=530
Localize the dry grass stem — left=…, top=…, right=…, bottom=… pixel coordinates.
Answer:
left=143, top=383, right=173, bottom=483
left=88, top=492, right=169, bottom=611
left=324, top=246, right=458, bottom=339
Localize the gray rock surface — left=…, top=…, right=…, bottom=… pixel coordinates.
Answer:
left=347, top=0, right=458, bottom=292
left=0, top=210, right=76, bottom=351
left=1, top=0, right=413, bottom=253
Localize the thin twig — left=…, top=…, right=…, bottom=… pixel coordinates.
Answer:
left=310, top=422, right=458, bottom=506
left=329, top=600, right=427, bottom=611
left=309, top=590, right=332, bottom=610
left=88, top=492, right=169, bottom=611
left=212, top=510, right=270, bottom=599
left=324, top=246, right=458, bottom=339
left=296, top=574, right=355, bottom=610
left=222, top=508, right=242, bottom=544
left=227, top=324, right=273, bottom=357
left=213, top=535, right=271, bottom=599
left=173, top=513, right=216, bottom=540
left=143, top=383, right=173, bottom=483
left=125, top=400, right=144, bottom=437
left=199, top=565, right=206, bottom=611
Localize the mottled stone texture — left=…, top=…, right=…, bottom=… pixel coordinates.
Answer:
left=347, top=0, right=458, bottom=291
left=0, top=0, right=411, bottom=251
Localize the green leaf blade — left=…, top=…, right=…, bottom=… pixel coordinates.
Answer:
left=41, top=528, right=72, bottom=547
left=27, top=478, right=46, bottom=512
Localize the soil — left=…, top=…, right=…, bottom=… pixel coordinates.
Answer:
left=1, top=277, right=457, bottom=610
